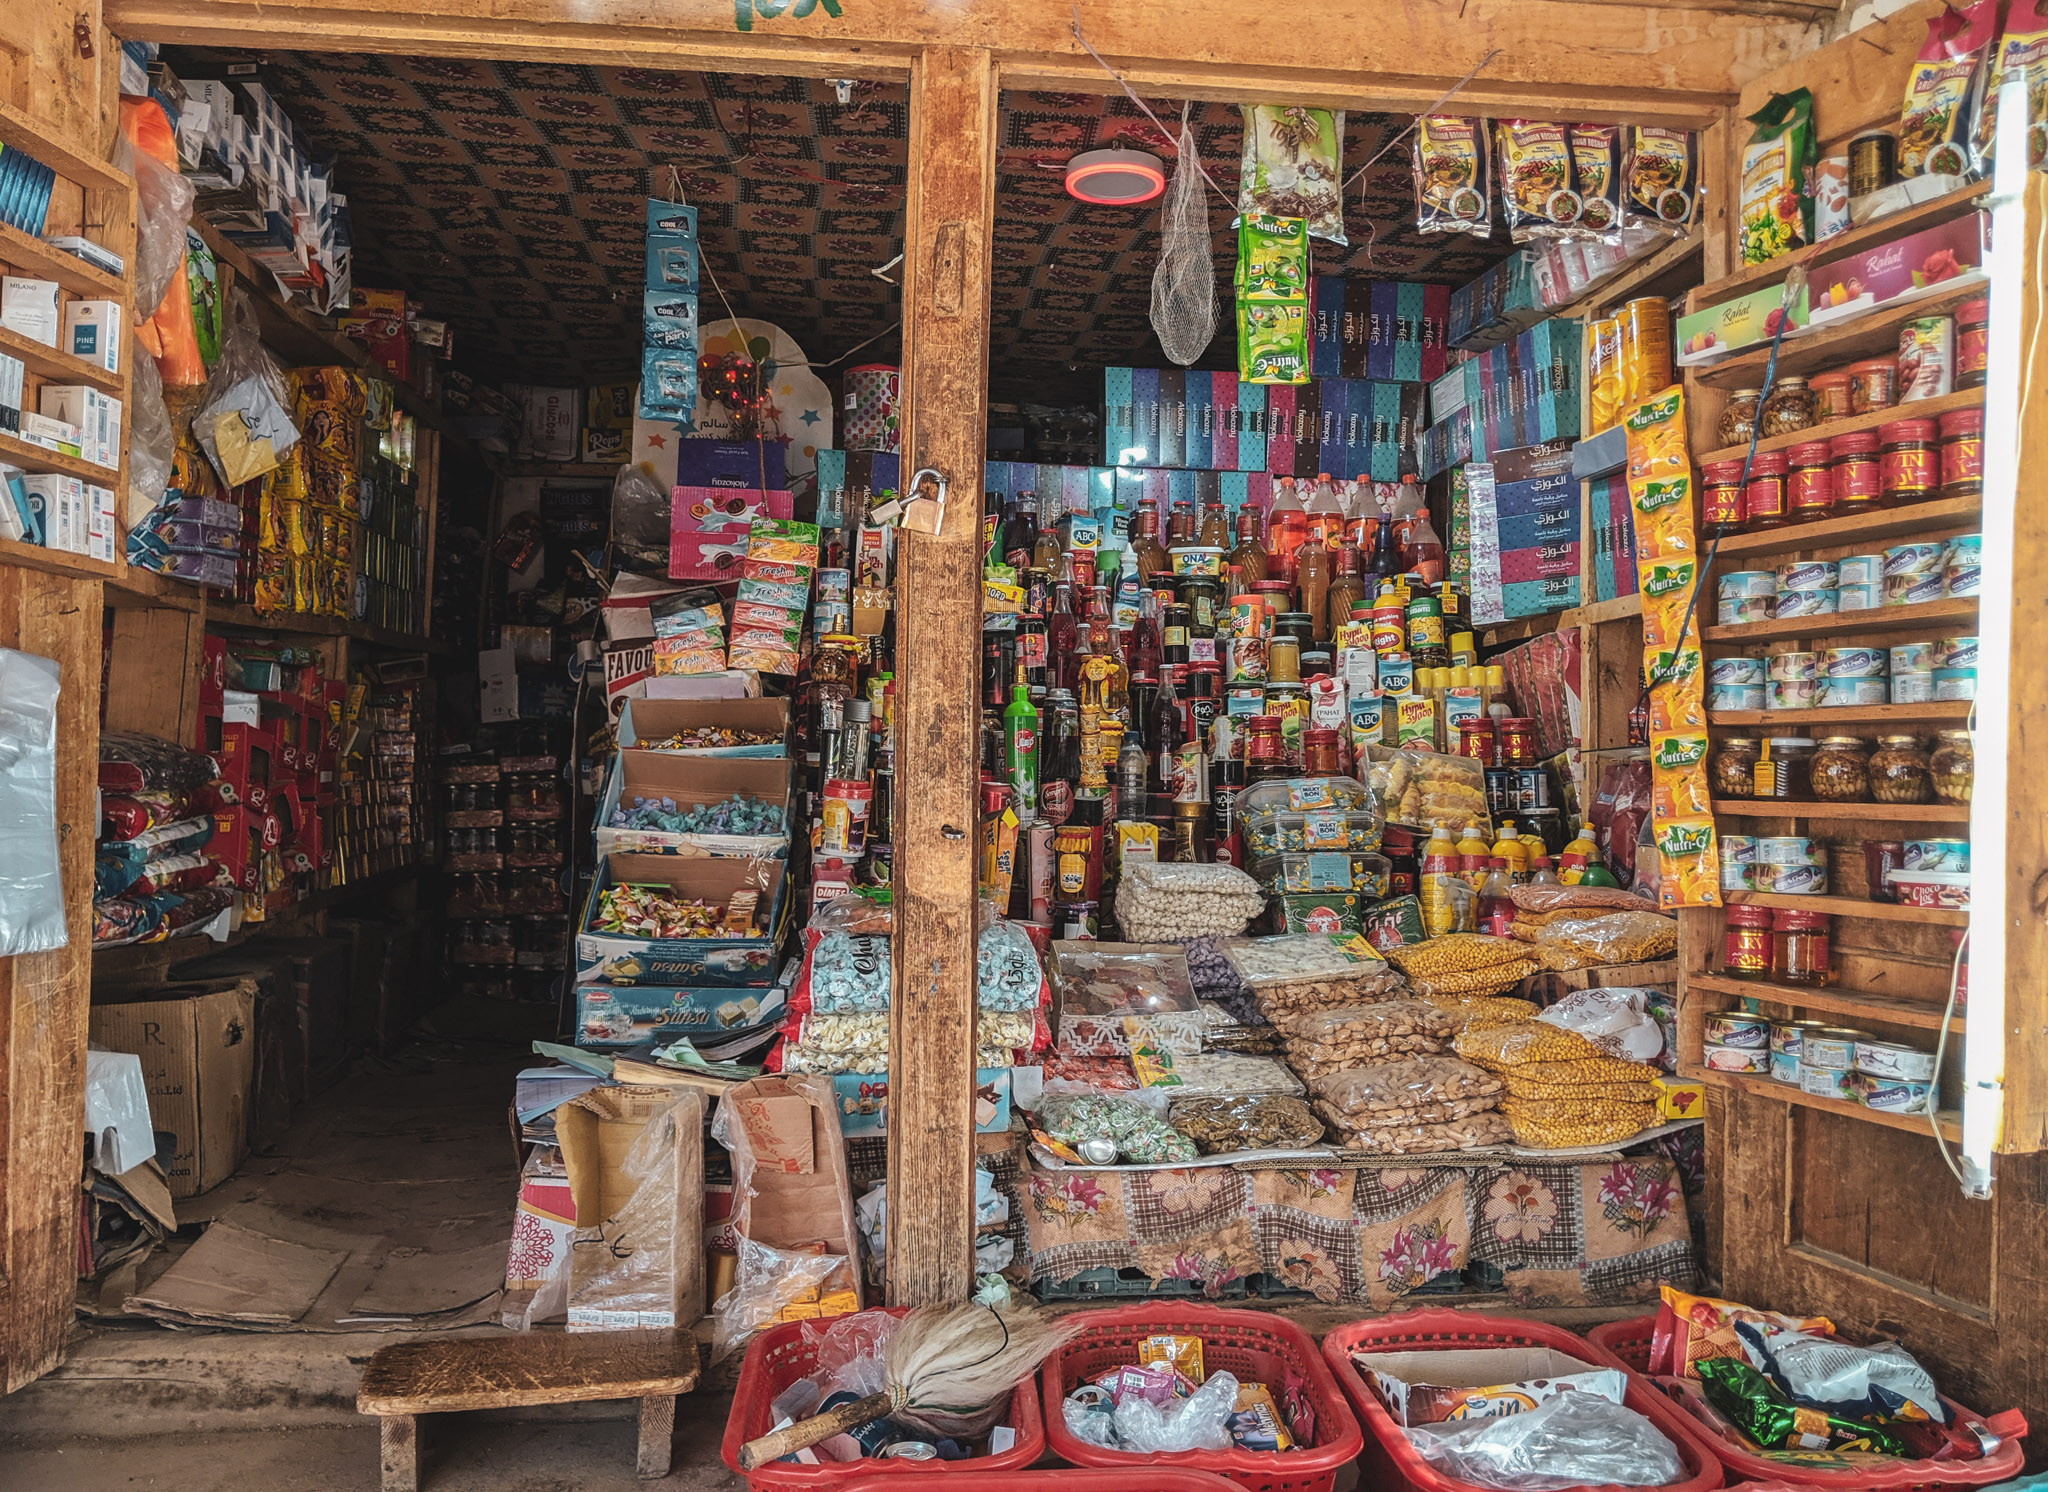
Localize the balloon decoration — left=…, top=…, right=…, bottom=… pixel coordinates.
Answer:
left=697, top=347, right=776, bottom=439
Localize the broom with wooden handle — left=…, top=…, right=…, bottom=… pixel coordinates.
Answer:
left=736, top=1303, right=1080, bottom=1469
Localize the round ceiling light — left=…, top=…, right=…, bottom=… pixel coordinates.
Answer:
left=1064, top=148, right=1166, bottom=205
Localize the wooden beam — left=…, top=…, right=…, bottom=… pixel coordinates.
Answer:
left=884, top=43, right=993, bottom=1309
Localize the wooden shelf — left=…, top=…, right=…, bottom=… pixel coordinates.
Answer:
left=1696, top=1068, right=1961, bottom=1142
left=1689, top=971, right=1963, bottom=1033
left=1707, top=496, right=1980, bottom=562
left=1691, top=282, right=1988, bottom=390
left=1703, top=596, right=1977, bottom=645
left=104, top=565, right=209, bottom=612
left=0, top=429, right=118, bottom=485
left=0, top=96, right=134, bottom=196
left=1712, top=797, right=1970, bottom=822
left=0, top=219, right=127, bottom=300
left=0, top=535, right=117, bottom=582
left=1723, top=889, right=1969, bottom=926
left=1691, top=183, right=1990, bottom=310
left=1574, top=594, right=1643, bottom=626
left=92, top=863, right=425, bottom=977
left=0, top=323, right=124, bottom=394
left=209, top=598, right=446, bottom=653
left=1696, top=389, right=1983, bottom=466
left=1710, top=699, right=1972, bottom=729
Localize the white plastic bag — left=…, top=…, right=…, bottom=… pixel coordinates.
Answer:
left=0, top=648, right=65, bottom=956
left=193, top=290, right=300, bottom=487
left=84, top=1049, right=155, bottom=1173
left=1536, top=987, right=1665, bottom=1063
left=1405, top=1390, right=1685, bottom=1490
left=1113, top=1369, right=1240, bottom=1453
left=126, top=351, right=177, bottom=529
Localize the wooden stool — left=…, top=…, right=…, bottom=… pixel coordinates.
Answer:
left=357, top=1329, right=701, bottom=1489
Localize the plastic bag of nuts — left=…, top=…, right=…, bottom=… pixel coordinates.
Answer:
left=1114, top=862, right=1269, bottom=943
left=1280, top=1000, right=1457, bottom=1074
left=1168, top=1093, right=1326, bottom=1154
left=1321, top=1109, right=1514, bottom=1154
left=1225, top=934, right=1410, bottom=1019
left=1385, top=933, right=1532, bottom=980
left=1404, top=962, right=1539, bottom=999
left=1454, top=1020, right=1612, bottom=1070
left=1147, top=1050, right=1305, bottom=1097
left=1530, top=912, right=1678, bottom=970
left=1311, top=1056, right=1502, bottom=1113
left=1498, top=1098, right=1658, bottom=1149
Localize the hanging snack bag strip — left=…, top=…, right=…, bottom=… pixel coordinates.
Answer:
left=1622, top=127, right=1700, bottom=234
left=1413, top=115, right=1491, bottom=238
left=1236, top=213, right=1311, bottom=385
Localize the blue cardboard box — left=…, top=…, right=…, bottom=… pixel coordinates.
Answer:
left=574, top=982, right=787, bottom=1045
left=675, top=438, right=786, bottom=491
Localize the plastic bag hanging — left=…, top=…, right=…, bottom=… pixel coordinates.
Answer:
left=0, top=648, right=66, bottom=957
left=1151, top=112, right=1216, bottom=366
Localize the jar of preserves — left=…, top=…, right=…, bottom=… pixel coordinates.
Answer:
left=1931, top=728, right=1974, bottom=805
left=1498, top=716, right=1538, bottom=767
left=1871, top=734, right=1934, bottom=804
left=1701, top=459, right=1748, bottom=535
left=1712, top=737, right=1761, bottom=799
left=1810, top=736, right=1871, bottom=802
left=1722, top=903, right=1774, bottom=978
left=1304, top=727, right=1343, bottom=776
left=1242, top=714, right=1285, bottom=775
left=1457, top=717, right=1499, bottom=766
left=1718, top=389, right=1762, bottom=448
left=1809, top=370, right=1855, bottom=421
left=1879, top=418, right=1939, bottom=507
left=1939, top=407, right=1983, bottom=498
left=1760, top=376, right=1817, bottom=436
left=1787, top=440, right=1835, bottom=523
left=1755, top=736, right=1816, bottom=798
left=1746, top=450, right=1792, bottom=529
left=1955, top=297, right=1988, bottom=390
left=1848, top=357, right=1897, bottom=414
left=1831, top=429, right=1883, bottom=512
left=1774, top=909, right=1832, bottom=987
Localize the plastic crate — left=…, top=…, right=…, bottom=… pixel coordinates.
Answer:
left=1040, top=1302, right=1365, bottom=1492
left=1034, top=1266, right=1246, bottom=1303
left=839, top=1475, right=1242, bottom=1492
left=1584, top=1315, right=2027, bottom=1492
left=1320, top=1307, right=1725, bottom=1492
left=720, top=1307, right=1046, bottom=1492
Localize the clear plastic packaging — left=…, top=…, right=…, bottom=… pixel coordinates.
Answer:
left=1535, top=987, right=1666, bottom=1063
left=1508, top=883, right=1662, bottom=914
left=1498, top=1099, right=1658, bottom=1149
left=1405, top=1390, right=1685, bottom=1490
left=1530, top=912, right=1679, bottom=970
left=1283, top=999, right=1458, bottom=1046
left=1403, top=963, right=1537, bottom=1000
left=1113, top=861, right=1267, bottom=943
left=1052, top=942, right=1204, bottom=1056
left=1455, top=1021, right=1610, bottom=1070
left=570, top=1089, right=705, bottom=1337
left=0, top=649, right=65, bottom=957
left=977, top=913, right=1047, bottom=1011
left=125, top=352, right=176, bottom=529
left=1144, top=1050, right=1305, bottom=1098
left=193, top=289, right=301, bottom=487
left=1223, top=934, right=1393, bottom=989
left=1248, top=850, right=1392, bottom=896
left=1365, top=745, right=1492, bottom=835
left=1169, top=1093, right=1325, bottom=1153
left=1384, top=934, right=1531, bottom=981
left=1321, top=1109, right=1513, bottom=1153
left=1115, top=1369, right=1241, bottom=1453
left=1032, top=1092, right=1197, bottom=1164
left=1311, top=1057, right=1502, bottom=1114
left=800, top=897, right=894, bottom=1013
left=710, top=1236, right=848, bottom=1363
left=1416, top=992, right=1542, bottom=1030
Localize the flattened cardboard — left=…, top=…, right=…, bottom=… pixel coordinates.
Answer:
left=90, top=978, right=257, bottom=1198
left=1353, top=1346, right=1623, bottom=1426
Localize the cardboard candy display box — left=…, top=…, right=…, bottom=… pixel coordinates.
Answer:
left=575, top=852, right=787, bottom=987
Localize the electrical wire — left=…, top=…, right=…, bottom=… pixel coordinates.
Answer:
left=1930, top=927, right=1970, bottom=1184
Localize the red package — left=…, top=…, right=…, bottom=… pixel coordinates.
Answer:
left=130, top=854, right=218, bottom=896
left=1591, top=756, right=1651, bottom=887
left=101, top=790, right=189, bottom=842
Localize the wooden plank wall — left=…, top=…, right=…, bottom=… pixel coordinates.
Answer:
left=0, top=10, right=116, bottom=1394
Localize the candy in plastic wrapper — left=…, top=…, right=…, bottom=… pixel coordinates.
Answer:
left=1138, top=1334, right=1207, bottom=1387
left=1648, top=1286, right=1834, bottom=1380
left=1695, top=1357, right=1908, bottom=1456
left=1230, top=1382, right=1294, bottom=1451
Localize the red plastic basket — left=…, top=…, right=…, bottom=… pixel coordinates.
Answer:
left=1039, top=1302, right=1365, bottom=1492
left=1584, top=1316, right=2027, bottom=1492
left=1320, top=1307, right=1726, bottom=1492
left=720, top=1307, right=1046, bottom=1492
left=839, top=1475, right=1242, bottom=1491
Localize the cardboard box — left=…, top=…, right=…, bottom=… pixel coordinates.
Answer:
left=1354, top=1346, right=1626, bottom=1427
left=676, top=438, right=787, bottom=491
left=575, top=852, right=785, bottom=986
left=558, top=1085, right=705, bottom=1331
left=594, top=752, right=791, bottom=858
left=1655, top=1074, right=1705, bottom=1120
left=1677, top=279, right=1811, bottom=363
left=829, top=1068, right=1014, bottom=1138
left=616, top=695, right=788, bottom=755
left=573, top=983, right=786, bottom=1046
left=63, top=299, right=123, bottom=372
left=719, top=1075, right=863, bottom=1309
left=1809, top=210, right=1988, bottom=318
left=90, top=979, right=258, bottom=1197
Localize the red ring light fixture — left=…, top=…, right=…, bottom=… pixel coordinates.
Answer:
left=1064, top=148, right=1167, bottom=205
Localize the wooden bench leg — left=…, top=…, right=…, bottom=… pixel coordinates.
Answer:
left=637, top=1394, right=676, bottom=1478
left=380, top=1414, right=420, bottom=1492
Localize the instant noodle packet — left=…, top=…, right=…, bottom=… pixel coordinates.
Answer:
left=1979, top=0, right=2048, bottom=173
left=1413, top=116, right=1492, bottom=237
left=1570, top=124, right=1623, bottom=235
left=1138, top=1333, right=1208, bottom=1386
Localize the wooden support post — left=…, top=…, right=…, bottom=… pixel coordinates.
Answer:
left=636, top=1394, right=675, bottom=1478
left=885, top=43, right=995, bottom=1308
left=378, top=1414, right=419, bottom=1492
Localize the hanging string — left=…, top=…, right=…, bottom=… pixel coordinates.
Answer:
left=1339, top=49, right=1503, bottom=193
left=1069, top=5, right=1236, bottom=211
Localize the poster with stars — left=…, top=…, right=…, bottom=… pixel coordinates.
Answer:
left=629, top=317, right=833, bottom=492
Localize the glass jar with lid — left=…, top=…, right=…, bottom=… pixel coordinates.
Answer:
left=1880, top=417, right=1939, bottom=507
left=1745, top=450, right=1792, bottom=529
left=1754, top=736, right=1816, bottom=798
left=1701, top=459, right=1747, bottom=536
left=1712, top=737, right=1761, bottom=799
left=1831, top=430, right=1882, bottom=513
left=1939, top=407, right=1983, bottom=498
left=1722, top=904, right=1774, bottom=979
left=1809, top=370, right=1855, bottom=421
left=1810, top=736, right=1871, bottom=802
left=1718, top=389, right=1762, bottom=448
left=1787, top=441, right=1835, bottom=523
left=1931, top=728, right=1974, bottom=805
left=1870, top=734, right=1934, bottom=804
left=1774, top=909, right=1832, bottom=987
left=1848, top=357, right=1897, bottom=414
left=1760, top=376, right=1817, bottom=437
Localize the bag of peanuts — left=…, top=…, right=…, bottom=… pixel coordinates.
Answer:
left=1495, top=1054, right=1664, bottom=1088
left=1403, top=962, right=1538, bottom=1000
left=1321, top=1108, right=1515, bottom=1154
left=1503, top=1075, right=1662, bottom=1103
left=1454, top=1019, right=1610, bottom=1071
left=1499, top=1098, right=1659, bottom=1149
left=1508, top=883, right=1661, bottom=914
left=1530, top=911, right=1679, bottom=970
left=1312, top=1057, right=1503, bottom=1114
left=1416, top=992, right=1540, bottom=1030
left=1281, top=1001, right=1456, bottom=1075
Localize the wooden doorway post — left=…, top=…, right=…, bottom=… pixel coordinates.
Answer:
left=885, top=44, right=995, bottom=1307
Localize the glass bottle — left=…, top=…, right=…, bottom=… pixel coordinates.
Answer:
left=1327, top=544, right=1367, bottom=641
left=1045, top=577, right=1079, bottom=694
left=1198, top=500, right=1230, bottom=550
left=1228, top=504, right=1269, bottom=585
left=1016, top=603, right=1048, bottom=706
left=1266, top=478, right=1310, bottom=582
left=1003, top=662, right=1039, bottom=824
left=1129, top=498, right=1170, bottom=584
left=1087, top=614, right=1131, bottom=726
left=1478, top=857, right=1516, bottom=936
left=1210, top=716, right=1246, bottom=866
left=1295, top=539, right=1331, bottom=645
left=1128, top=588, right=1164, bottom=686
left=1116, top=719, right=1150, bottom=818
left=1305, top=473, right=1347, bottom=550
left=1167, top=498, right=1197, bottom=547
left=1147, top=665, right=1186, bottom=805
left=1366, top=489, right=1398, bottom=584
left=1002, top=496, right=1039, bottom=570
left=1032, top=489, right=1062, bottom=573
left=1040, top=689, right=1079, bottom=827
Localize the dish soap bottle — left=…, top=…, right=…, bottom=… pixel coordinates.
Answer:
left=1491, top=819, right=1532, bottom=884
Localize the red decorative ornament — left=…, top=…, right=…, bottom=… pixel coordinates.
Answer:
left=696, top=351, right=771, bottom=438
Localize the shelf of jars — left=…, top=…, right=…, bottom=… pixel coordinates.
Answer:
left=1706, top=699, right=1971, bottom=728
left=1706, top=496, right=1980, bottom=562
left=1709, top=798, right=1969, bottom=823
left=1693, top=1069, right=1962, bottom=1143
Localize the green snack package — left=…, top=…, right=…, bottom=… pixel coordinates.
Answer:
left=1740, top=88, right=1817, bottom=266
left=1238, top=300, right=1309, bottom=384
left=1695, top=1357, right=1910, bottom=1458
left=1236, top=213, right=1309, bottom=301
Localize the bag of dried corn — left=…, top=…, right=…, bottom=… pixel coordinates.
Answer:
left=1531, top=911, right=1679, bottom=970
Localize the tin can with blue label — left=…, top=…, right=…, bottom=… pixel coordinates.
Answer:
left=1709, top=656, right=1765, bottom=687
left=1820, top=678, right=1888, bottom=708
left=1719, top=596, right=1775, bottom=626
left=1776, top=589, right=1839, bottom=618
left=1778, top=560, right=1839, bottom=592
left=1934, top=666, right=1976, bottom=700
left=1838, top=553, right=1886, bottom=587
left=1709, top=684, right=1763, bottom=714
left=1891, top=642, right=1937, bottom=675
left=1937, top=635, right=1978, bottom=670
left=1944, top=533, right=1981, bottom=598
left=1891, top=670, right=1935, bottom=703
left=1837, top=582, right=1879, bottom=611
left=1720, top=570, right=1779, bottom=600
left=1820, top=647, right=1887, bottom=678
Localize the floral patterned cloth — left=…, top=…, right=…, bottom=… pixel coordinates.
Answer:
left=1025, top=1155, right=1695, bottom=1310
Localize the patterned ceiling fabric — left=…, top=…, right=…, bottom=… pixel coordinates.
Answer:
left=163, top=54, right=1514, bottom=394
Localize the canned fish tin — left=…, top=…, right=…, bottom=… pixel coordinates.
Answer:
left=1766, top=679, right=1817, bottom=711
left=1820, top=647, right=1887, bottom=679
left=1775, top=589, right=1840, bottom=618
left=1760, top=862, right=1829, bottom=895
left=1718, top=596, right=1775, bottom=627
left=1820, top=678, right=1889, bottom=708
left=1720, top=835, right=1756, bottom=893
left=1884, top=571, right=1946, bottom=607
left=1709, top=684, right=1765, bottom=713
left=1836, top=583, right=1880, bottom=612
left=1802, top=1065, right=1862, bottom=1101
left=1704, top=1043, right=1771, bottom=1073
left=1933, top=666, right=1976, bottom=701
left=1884, top=542, right=1945, bottom=578
left=1838, top=553, right=1886, bottom=587
left=1891, top=671, right=1935, bottom=703
left=1709, top=656, right=1765, bottom=687
left=1936, top=635, right=1978, bottom=670
left=1769, top=1049, right=1801, bottom=1084
left=1857, top=1076, right=1932, bottom=1113
left=1803, top=1028, right=1871, bottom=1070
left=1767, top=650, right=1819, bottom=682
left=1904, top=838, right=1970, bottom=873
left=1944, top=533, right=1981, bottom=597
left=1854, top=1040, right=1939, bottom=1080
left=1771, top=1019, right=1827, bottom=1056
left=1720, top=570, right=1778, bottom=600
left=1759, top=835, right=1824, bottom=865
left=1891, top=641, right=1938, bottom=675
left=1704, top=1013, right=1772, bottom=1048
left=1778, top=560, right=1839, bottom=592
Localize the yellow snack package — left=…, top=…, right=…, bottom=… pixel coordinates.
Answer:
left=1230, top=1382, right=1294, bottom=1451
left=1624, top=386, right=1688, bottom=488
left=1646, top=645, right=1706, bottom=733
left=1651, top=730, right=1714, bottom=819
left=1138, top=1333, right=1207, bottom=1386
left=1654, top=814, right=1722, bottom=908
left=1628, top=473, right=1696, bottom=561
left=1637, top=554, right=1703, bottom=651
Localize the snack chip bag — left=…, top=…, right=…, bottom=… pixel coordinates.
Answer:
left=1978, top=0, right=2048, bottom=174
left=1653, top=814, right=1721, bottom=908
left=1239, top=301, right=1310, bottom=385
left=1650, top=730, right=1713, bottom=819
left=1236, top=213, right=1310, bottom=301
left=1902, top=0, right=1999, bottom=178
left=1413, top=115, right=1492, bottom=238
left=1638, top=554, right=1702, bottom=651
left=1623, top=126, right=1700, bottom=234
left=1650, top=1285, right=1834, bottom=1381
left=1138, top=1334, right=1207, bottom=1386
left=1570, top=124, right=1623, bottom=235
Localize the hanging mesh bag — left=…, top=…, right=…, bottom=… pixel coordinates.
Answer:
left=1151, top=114, right=1217, bottom=365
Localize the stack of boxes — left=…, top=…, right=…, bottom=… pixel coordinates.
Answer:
left=665, top=438, right=791, bottom=582
left=1417, top=317, right=1582, bottom=479
left=1307, top=276, right=1452, bottom=382
left=1466, top=443, right=1581, bottom=624
left=1101, top=369, right=1425, bottom=482
left=128, top=492, right=242, bottom=588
